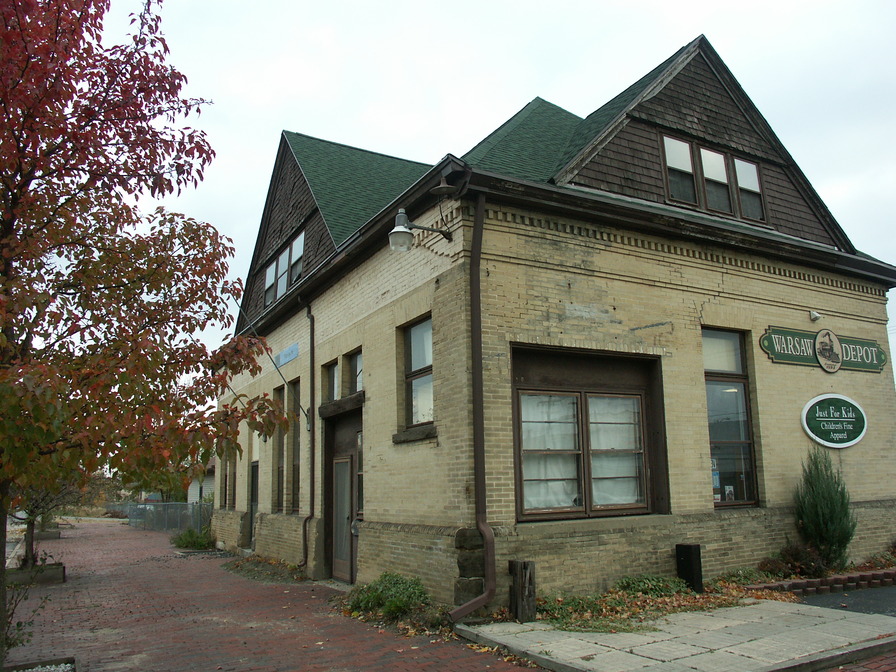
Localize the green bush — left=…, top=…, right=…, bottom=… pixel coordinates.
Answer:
left=346, top=572, right=430, bottom=620
left=613, top=574, right=691, bottom=597
left=171, top=527, right=215, bottom=550
left=794, top=446, right=856, bottom=570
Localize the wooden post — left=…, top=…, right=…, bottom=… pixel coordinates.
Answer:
left=508, top=560, right=536, bottom=622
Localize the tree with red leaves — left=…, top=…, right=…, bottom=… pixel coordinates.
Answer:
left=0, top=0, right=283, bottom=656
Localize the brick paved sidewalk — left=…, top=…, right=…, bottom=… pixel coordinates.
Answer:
left=829, top=652, right=896, bottom=671
left=6, top=519, right=530, bottom=671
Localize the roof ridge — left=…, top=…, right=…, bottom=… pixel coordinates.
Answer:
left=462, top=97, right=580, bottom=166
left=553, top=39, right=698, bottom=178
left=283, top=131, right=431, bottom=247
left=283, top=130, right=430, bottom=169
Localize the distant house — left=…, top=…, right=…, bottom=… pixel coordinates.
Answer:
left=213, top=36, right=896, bottom=615
left=187, top=458, right=215, bottom=504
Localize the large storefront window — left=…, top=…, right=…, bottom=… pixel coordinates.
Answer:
left=520, top=392, right=646, bottom=512
left=703, top=329, right=757, bottom=506
left=513, top=347, right=668, bottom=520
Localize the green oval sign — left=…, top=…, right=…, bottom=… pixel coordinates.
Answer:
left=801, top=394, right=867, bottom=448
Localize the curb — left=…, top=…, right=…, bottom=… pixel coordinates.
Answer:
left=760, top=633, right=896, bottom=672
left=746, top=569, right=896, bottom=596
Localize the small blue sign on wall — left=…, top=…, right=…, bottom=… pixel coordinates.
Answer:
left=274, top=343, right=299, bottom=368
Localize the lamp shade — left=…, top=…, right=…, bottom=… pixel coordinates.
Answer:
left=389, top=209, right=415, bottom=252
left=389, top=223, right=414, bottom=252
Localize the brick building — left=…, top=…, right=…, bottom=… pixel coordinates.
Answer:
left=213, top=36, right=896, bottom=615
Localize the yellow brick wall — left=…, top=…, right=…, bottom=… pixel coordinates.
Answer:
left=214, top=198, right=896, bottom=604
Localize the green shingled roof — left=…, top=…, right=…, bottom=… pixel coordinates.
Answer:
left=284, top=131, right=430, bottom=247
left=462, top=98, right=582, bottom=182
left=462, top=44, right=691, bottom=184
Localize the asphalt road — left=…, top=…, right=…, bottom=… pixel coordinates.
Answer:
left=803, top=584, right=896, bottom=617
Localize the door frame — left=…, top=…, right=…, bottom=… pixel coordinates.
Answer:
left=324, top=408, right=362, bottom=583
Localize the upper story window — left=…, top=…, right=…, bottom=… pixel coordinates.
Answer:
left=348, top=351, right=363, bottom=394
left=324, top=360, right=339, bottom=402
left=264, top=231, right=306, bottom=306
left=662, top=135, right=765, bottom=223
left=405, top=318, right=433, bottom=426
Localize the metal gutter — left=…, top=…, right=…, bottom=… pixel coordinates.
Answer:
left=465, top=169, right=896, bottom=289
left=296, top=303, right=316, bottom=569
left=449, top=193, right=496, bottom=622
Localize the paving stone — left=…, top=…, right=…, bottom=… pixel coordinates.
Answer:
left=629, top=640, right=709, bottom=662
left=677, top=649, right=762, bottom=672
left=676, top=627, right=759, bottom=649
left=6, top=520, right=527, bottom=672
left=574, top=630, right=677, bottom=648
left=567, top=648, right=656, bottom=672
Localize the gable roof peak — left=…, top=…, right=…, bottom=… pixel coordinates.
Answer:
left=281, top=130, right=430, bottom=247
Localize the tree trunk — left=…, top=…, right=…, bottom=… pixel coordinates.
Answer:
left=1, top=479, right=11, bottom=665
left=23, top=517, right=36, bottom=569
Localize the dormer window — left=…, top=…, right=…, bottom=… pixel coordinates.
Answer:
left=700, top=148, right=732, bottom=213
left=264, top=231, right=306, bottom=306
left=663, top=136, right=697, bottom=204
left=662, top=135, right=765, bottom=223
left=735, top=159, right=764, bottom=221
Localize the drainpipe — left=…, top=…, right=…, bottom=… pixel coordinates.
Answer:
left=449, top=193, right=496, bottom=621
left=297, top=304, right=316, bottom=568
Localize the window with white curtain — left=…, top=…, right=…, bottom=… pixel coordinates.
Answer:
left=519, top=391, right=646, bottom=515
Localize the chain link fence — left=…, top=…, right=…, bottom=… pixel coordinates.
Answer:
left=124, top=502, right=212, bottom=532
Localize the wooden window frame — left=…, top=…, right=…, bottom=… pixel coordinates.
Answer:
left=264, top=230, right=306, bottom=307
left=273, top=386, right=285, bottom=513
left=289, top=379, right=301, bottom=513
left=512, top=346, right=669, bottom=522
left=324, top=360, right=339, bottom=402
left=661, top=134, right=766, bottom=224
left=517, top=390, right=649, bottom=518
left=404, top=317, right=433, bottom=428
left=348, top=350, right=363, bottom=395
left=703, top=329, right=759, bottom=508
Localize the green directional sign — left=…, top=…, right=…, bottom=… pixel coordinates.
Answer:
left=801, top=394, right=867, bottom=448
left=759, top=326, right=887, bottom=373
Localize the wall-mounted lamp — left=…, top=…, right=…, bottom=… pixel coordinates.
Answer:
left=389, top=208, right=453, bottom=252
left=809, top=311, right=822, bottom=322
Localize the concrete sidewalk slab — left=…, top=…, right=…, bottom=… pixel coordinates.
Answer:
left=457, top=599, right=896, bottom=672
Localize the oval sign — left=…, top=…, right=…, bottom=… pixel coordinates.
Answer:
left=801, top=394, right=867, bottom=448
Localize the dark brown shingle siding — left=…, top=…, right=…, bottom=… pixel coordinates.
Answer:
left=633, top=54, right=778, bottom=161
left=240, top=145, right=336, bottom=328
left=570, top=122, right=666, bottom=201
left=762, top=164, right=838, bottom=246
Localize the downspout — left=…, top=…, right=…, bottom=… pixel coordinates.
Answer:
left=297, top=304, right=316, bottom=568
left=449, top=193, right=495, bottom=621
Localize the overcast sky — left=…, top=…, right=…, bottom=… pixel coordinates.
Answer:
left=105, top=0, right=896, bottom=351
